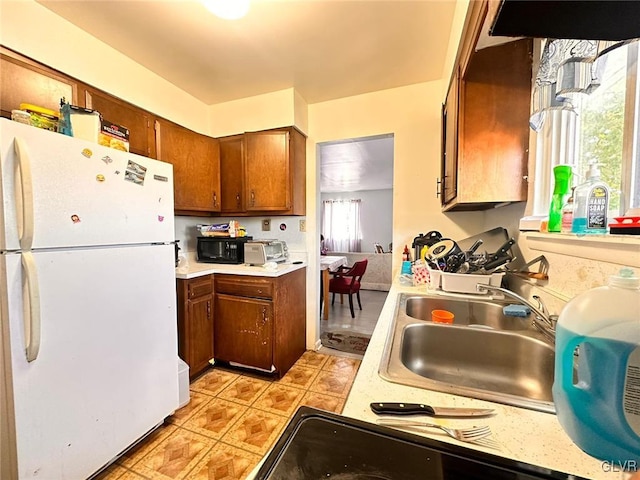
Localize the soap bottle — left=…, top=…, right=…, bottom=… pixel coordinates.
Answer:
left=571, top=163, right=610, bottom=234
left=552, top=267, right=640, bottom=463
left=560, top=187, right=575, bottom=233
left=548, top=165, right=572, bottom=232
left=402, top=245, right=410, bottom=262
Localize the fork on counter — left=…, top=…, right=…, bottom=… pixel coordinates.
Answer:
left=376, top=418, right=492, bottom=444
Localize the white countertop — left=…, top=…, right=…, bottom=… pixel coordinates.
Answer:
left=339, top=281, right=627, bottom=480
left=174, top=252, right=306, bottom=279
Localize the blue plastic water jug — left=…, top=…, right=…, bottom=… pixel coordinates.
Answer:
left=553, top=268, right=640, bottom=465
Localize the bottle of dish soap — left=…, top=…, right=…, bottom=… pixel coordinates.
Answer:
left=560, top=187, right=576, bottom=234
left=552, top=267, right=640, bottom=463
left=571, top=163, right=610, bottom=234
left=548, top=165, right=572, bottom=232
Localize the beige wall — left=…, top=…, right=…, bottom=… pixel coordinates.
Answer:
left=0, top=0, right=209, bottom=133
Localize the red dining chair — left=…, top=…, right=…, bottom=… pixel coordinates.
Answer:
left=329, top=259, right=368, bottom=318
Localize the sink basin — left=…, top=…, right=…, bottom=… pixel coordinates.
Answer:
left=405, top=296, right=531, bottom=331
left=379, top=293, right=556, bottom=413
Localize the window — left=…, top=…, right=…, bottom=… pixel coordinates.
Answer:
left=529, top=40, right=640, bottom=223
left=321, top=199, right=362, bottom=252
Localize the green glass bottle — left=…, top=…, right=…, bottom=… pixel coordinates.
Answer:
left=548, top=165, right=573, bottom=232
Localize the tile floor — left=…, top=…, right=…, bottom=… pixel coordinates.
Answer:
left=96, top=351, right=361, bottom=480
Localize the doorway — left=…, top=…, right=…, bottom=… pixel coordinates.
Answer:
left=317, top=134, right=394, bottom=355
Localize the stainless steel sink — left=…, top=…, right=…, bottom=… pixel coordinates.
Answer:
left=379, top=293, right=556, bottom=413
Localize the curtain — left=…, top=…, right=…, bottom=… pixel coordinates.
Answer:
left=321, top=199, right=362, bottom=252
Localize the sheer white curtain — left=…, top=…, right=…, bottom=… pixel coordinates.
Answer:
left=321, top=199, right=362, bottom=252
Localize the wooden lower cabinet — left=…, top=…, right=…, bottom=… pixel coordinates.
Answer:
left=214, top=268, right=306, bottom=376
left=214, top=294, right=274, bottom=370
left=176, top=275, right=214, bottom=379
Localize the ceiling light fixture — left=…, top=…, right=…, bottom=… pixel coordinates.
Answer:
left=202, top=0, right=250, bottom=20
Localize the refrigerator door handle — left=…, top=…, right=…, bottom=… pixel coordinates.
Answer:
left=14, top=137, right=35, bottom=251
left=21, top=251, right=41, bottom=362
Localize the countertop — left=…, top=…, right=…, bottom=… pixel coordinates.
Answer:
left=174, top=252, right=306, bottom=279
left=339, top=281, right=627, bottom=480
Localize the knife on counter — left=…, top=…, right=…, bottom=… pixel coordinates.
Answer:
left=370, top=402, right=495, bottom=417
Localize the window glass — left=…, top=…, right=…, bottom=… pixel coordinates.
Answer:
left=573, top=45, right=628, bottom=216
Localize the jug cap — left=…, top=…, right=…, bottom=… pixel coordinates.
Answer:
left=609, top=267, right=640, bottom=289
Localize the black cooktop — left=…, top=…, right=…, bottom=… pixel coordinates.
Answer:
left=256, top=407, right=586, bottom=480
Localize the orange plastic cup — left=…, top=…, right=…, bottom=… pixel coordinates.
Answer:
left=431, top=309, right=455, bottom=324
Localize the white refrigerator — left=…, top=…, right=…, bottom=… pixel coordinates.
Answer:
left=0, top=118, right=179, bottom=479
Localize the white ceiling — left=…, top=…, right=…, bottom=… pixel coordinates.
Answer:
left=37, top=0, right=457, bottom=105
left=36, top=0, right=457, bottom=192
left=320, top=134, right=394, bottom=193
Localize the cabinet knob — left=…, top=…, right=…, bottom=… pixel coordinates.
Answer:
left=250, top=190, right=256, bottom=206
left=236, top=193, right=241, bottom=207
left=213, top=192, right=218, bottom=208
left=261, top=307, right=268, bottom=325
left=207, top=300, right=211, bottom=319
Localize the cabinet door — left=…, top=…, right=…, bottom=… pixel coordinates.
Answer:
left=85, top=88, right=155, bottom=158
left=155, top=119, right=221, bottom=214
left=219, top=135, right=245, bottom=213
left=1, top=48, right=77, bottom=119
left=245, top=129, right=291, bottom=211
left=187, top=294, right=215, bottom=377
left=214, top=294, right=273, bottom=370
left=441, top=68, right=459, bottom=205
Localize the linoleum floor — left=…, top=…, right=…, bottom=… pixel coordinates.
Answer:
left=95, top=351, right=361, bottom=480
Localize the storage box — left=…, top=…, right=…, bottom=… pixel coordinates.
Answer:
left=177, top=358, right=190, bottom=408
left=440, top=271, right=504, bottom=294
left=69, top=106, right=101, bottom=143
left=99, top=120, right=130, bottom=152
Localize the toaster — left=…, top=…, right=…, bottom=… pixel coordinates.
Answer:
left=244, top=240, right=289, bottom=265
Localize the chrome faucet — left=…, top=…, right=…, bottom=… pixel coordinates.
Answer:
left=476, top=284, right=557, bottom=342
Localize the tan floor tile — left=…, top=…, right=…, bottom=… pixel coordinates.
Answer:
left=275, top=364, right=319, bottom=390
left=168, top=391, right=213, bottom=426
left=297, top=391, right=346, bottom=414
left=182, top=398, right=248, bottom=440
left=118, top=471, right=150, bottom=480
left=322, top=355, right=361, bottom=375
left=220, top=409, right=287, bottom=455
left=308, top=370, right=354, bottom=398
left=93, top=463, right=128, bottom=479
left=186, top=442, right=262, bottom=480
left=218, top=376, right=271, bottom=406
left=131, top=427, right=215, bottom=480
left=294, top=350, right=330, bottom=370
left=191, top=368, right=239, bottom=397
left=118, top=424, right=178, bottom=468
left=252, top=383, right=304, bottom=417
left=95, top=465, right=149, bottom=480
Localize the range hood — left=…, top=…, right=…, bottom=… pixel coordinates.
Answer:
left=489, top=1, right=640, bottom=41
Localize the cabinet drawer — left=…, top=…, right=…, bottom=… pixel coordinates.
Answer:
left=187, top=275, right=214, bottom=299
left=215, top=275, right=273, bottom=299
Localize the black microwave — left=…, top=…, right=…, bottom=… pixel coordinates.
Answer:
left=196, top=236, right=253, bottom=264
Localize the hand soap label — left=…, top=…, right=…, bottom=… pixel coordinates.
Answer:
left=587, top=186, right=608, bottom=229
left=624, top=347, right=640, bottom=435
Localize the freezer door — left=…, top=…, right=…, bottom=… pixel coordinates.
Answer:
left=0, top=119, right=174, bottom=251
left=1, top=244, right=178, bottom=480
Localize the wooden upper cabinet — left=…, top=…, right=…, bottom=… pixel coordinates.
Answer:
left=219, top=134, right=246, bottom=213
left=84, top=88, right=155, bottom=158
left=244, top=127, right=306, bottom=215
left=155, top=119, right=221, bottom=215
left=441, top=67, right=459, bottom=205
left=0, top=47, right=77, bottom=119
left=440, top=0, right=531, bottom=211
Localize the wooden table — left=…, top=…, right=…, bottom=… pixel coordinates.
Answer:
left=320, top=255, right=348, bottom=320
